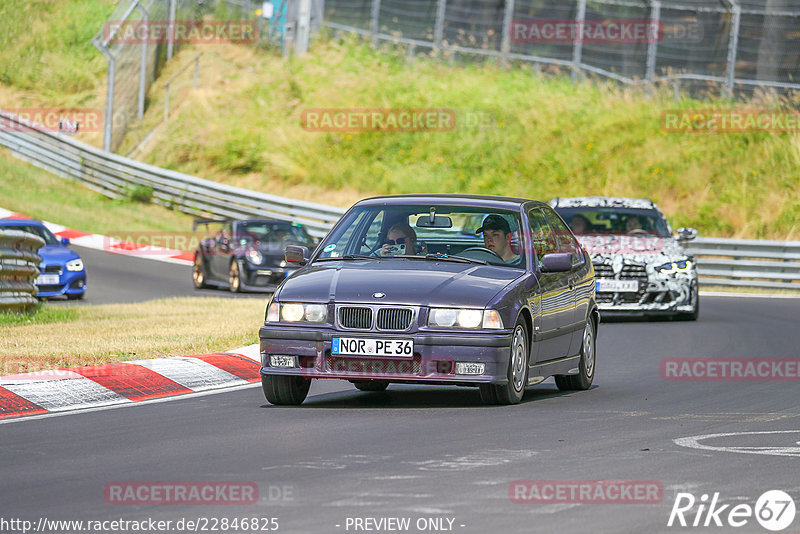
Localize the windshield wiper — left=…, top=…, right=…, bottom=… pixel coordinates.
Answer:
left=315, top=254, right=379, bottom=262
left=421, top=253, right=487, bottom=265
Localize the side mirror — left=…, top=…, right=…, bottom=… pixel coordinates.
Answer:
left=60, top=237, right=70, bottom=246
left=285, top=245, right=309, bottom=265
left=676, top=227, right=698, bottom=242
left=540, top=252, right=572, bottom=273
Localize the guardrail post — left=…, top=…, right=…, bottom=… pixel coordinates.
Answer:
left=723, top=0, right=741, bottom=98
left=370, top=0, right=381, bottom=47
left=645, top=0, right=661, bottom=89
left=433, top=0, right=447, bottom=55
left=571, top=0, right=587, bottom=83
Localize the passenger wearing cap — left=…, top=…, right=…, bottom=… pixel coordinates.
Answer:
left=477, top=214, right=519, bottom=263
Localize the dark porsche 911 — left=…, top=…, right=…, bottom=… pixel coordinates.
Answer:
left=259, top=195, right=599, bottom=406
left=192, top=218, right=317, bottom=292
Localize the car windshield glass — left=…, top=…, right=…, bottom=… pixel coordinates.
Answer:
left=1, top=224, right=60, bottom=245
left=237, top=222, right=315, bottom=247
left=555, top=207, right=672, bottom=238
left=315, top=204, right=526, bottom=269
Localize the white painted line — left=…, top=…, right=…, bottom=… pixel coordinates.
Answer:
left=700, top=291, right=800, bottom=299
left=674, top=430, right=800, bottom=457
left=125, top=357, right=246, bottom=391
left=2, top=377, right=130, bottom=411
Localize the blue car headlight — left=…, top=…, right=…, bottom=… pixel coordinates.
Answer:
left=65, top=259, right=84, bottom=272
left=656, top=260, right=692, bottom=274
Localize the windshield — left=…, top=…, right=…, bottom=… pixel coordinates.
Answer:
left=555, top=207, right=672, bottom=238
left=316, top=204, right=526, bottom=269
left=1, top=224, right=60, bottom=245
left=236, top=222, right=315, bottom=247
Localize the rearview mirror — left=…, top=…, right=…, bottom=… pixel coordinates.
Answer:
left=285, top=245, right=309, bottom=265
left=416, top=215, right=452, bottom=228
left=60, top=237, right=70, bottom=246
left=540, top=253, right=572, bottom=273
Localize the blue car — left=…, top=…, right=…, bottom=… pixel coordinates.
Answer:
left=0, top=219, right=86, bottom=300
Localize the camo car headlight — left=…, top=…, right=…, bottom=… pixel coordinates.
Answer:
left=65, top=259, right=84, bottom=271
left=428, top=308, right=504, bottom=329
left=278, top=303, right=328, bottom=323
left=656, top=260, right=692, bottom=274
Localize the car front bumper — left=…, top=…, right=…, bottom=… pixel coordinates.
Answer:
left=36, top=271, right=86, bottom=298
left=596, top=274, right=697, bottom=315
left=259, top=326, right=513, bottom=384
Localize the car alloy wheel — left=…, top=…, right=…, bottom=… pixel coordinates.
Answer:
left=192, top=254, right=208, bottom=289
left=229, top=261, right=241, bottom=293
left=555, top=317, right=595, bottom=391
left=484, top=317, right=528, bottom=405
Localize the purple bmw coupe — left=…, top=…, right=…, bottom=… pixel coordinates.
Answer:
left=259, top=195, right=598, bottom=405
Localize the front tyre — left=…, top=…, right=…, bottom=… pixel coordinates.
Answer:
left=483, top=318, right=528, bottom=405
left=555, top=317, right=596, bottom=391
left=229, top=260, right=242, bottom=293
left=192, top=253, right=208, bottom=289
left=261, top=374, right=311, bottom=405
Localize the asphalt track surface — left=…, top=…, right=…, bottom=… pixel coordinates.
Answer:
left=47, top=245, right=263, bottom=304
left=2, top=295, right=799, bottom=534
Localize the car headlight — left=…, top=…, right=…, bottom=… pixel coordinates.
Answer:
left=274, top=302, right=328, bottom=323
left=656, top=260, right=692, bottom=274
left=246, top=249, right=263, bottom=265
left=428, top=308, right=504, bottom=329
left=65, top=259, right=84, bottom=272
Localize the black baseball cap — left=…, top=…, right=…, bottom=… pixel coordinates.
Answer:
left=476, top=214, right=510, bottom=234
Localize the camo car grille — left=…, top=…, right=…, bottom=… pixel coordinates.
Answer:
left=376, top=308, right=413, bottom=331
left=593, top=263, right=648, bottom=304
left=338, top=307, right=372, bottom=329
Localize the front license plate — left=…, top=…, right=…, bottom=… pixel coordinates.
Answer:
left=596, top=279, right=638, bottom=292
left=332, top=337, right=413, bottom=357
left=35, top=274, right=60, bottom=285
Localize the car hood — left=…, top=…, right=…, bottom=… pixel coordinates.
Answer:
left=277, top=259, right=523, bottom=308
left=38, top=244, right=80, bottom=264
left=577, top=234, right=688, bottom=265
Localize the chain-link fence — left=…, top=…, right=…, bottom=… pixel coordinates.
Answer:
left=322, top=0, right=800, bottom=98
left=92, top=0, right=263, bottom=152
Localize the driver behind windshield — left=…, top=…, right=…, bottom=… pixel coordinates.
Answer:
left=380, top=222, right=417, bottom=256
left=476, top=214, right=519, bottom=263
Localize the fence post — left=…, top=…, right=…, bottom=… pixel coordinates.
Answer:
left=434, top=0, right=447, bottom=54
left=136, top=3, right=149, bottom=119
left=370, top=0, right=381, bottom=47
left=645, top=0, right=661, bottom=88
left=167, top=0, right=177, bottom=60
left=723, top=0, right=741, bottom=98
left=295, top=0, right=311, bottom=54
left=501, top=0, right=516, bottom=60
left=571, top=0, right=586, bottom=82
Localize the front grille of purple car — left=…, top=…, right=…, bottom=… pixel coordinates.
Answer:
left=326, top=355, right=422, bottom=375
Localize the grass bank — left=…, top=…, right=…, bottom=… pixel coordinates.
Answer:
left=0, top=297, right=264, bottom=374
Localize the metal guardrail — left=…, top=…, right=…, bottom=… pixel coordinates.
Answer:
left=687, top=237, right=800, bottom=290
left=0, top=230, right=44, bottom=312
left=0, top=110, right=346, bottom=239
left=1, top=109, right=798, bottom=291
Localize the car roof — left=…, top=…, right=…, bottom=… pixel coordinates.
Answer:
left=0, top=218, right=45, bottom=227
left=355, top=194, right=548, bottom=210
left=550, top=196, right=657, bottom=210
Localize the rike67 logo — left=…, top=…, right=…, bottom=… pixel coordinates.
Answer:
left=668, top=490, right=796, bottom=531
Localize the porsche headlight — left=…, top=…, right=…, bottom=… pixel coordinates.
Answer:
left=428, top=308, right=504, bottom=329
left=277, top=303, right=328, bottom=323
left=65, top=259, right=84, bottom=271
left=246, top=249, right=263, bottom=265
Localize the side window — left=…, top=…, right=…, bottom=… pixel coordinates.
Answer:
left=527, top=208, right=557, bottom=260
left=543, top=208, right=584, bottom=264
